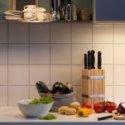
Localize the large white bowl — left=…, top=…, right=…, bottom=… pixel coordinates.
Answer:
left=17, top=99, right=53, bottom=118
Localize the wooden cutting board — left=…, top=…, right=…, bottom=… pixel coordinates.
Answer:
left=112, top=111, right=125, bottom=120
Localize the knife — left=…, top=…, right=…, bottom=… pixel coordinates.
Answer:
left=88, top=51, right=91, bottom=69
left=98, top=51, right=102, bottom=69
left=98, top=115, right=112, bottom=121
left=91, top=50, right=95, bottom=69
left=84, top=54, right=88, bottom=69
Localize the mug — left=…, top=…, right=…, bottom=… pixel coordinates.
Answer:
left=24, top=12, right=36, bottom=21
left=23, top=5, right=36, bottom=13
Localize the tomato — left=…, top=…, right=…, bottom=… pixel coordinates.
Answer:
left=106, top=102, right=117, bottom=113
left=83, top=103, right=92, bottom=109
left=94, top=101, right=117, bottom=113
left=94, top=102, right=106, bottom=113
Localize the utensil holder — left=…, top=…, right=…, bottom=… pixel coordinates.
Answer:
left=82, top=69, right=105, bottom=107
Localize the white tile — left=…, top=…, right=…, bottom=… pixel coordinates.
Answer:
left=51, top=44, right=71, bottom=64
left=114, top=44, right=125, bottom=64
left=103, top=65, right=113, bottom=85
left=73, top=85, right=82, bottom=103
left=9, top=44, right=29, bottom=64
left=9, top=86, right=29, bottom=106
left=0, top=86, right=7, bottom=106
left=9, top=23, right=28, bottom=43
left=30, top=44, right=50, bottom=64
left=114, top=25, right=125, bottom=43
left=51, top=23, right=71, bottom=43
left=8, top=65, right=29, bottom=85
left=30, top=24, right=50, bottom=43
left=72, top=23, right=92, bottom=43
left=105, top=86, right=114, bottom=101
left=30, top=86, right=40, bottom=99
left=51, top=65, right=71, bottom=84
left=114, top=65, right=125, bottom=85
left=72, top=44, right=92, bottom=64
left=0, top=44, right=7, bottom=64
left=0, top=24, right=7, bottom=43
left=93, top=25, right=113, bottom=43
left=30, top=65, right=50, bottom=85
left=93, top=44, right=113, bottom=65
left=114, top=86, right=125, bottom=105
left=72, top=65, right=83, bottom=85
left=0, top=65, right=7, bottom=85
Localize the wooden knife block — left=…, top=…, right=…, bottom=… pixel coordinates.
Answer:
left=82, top=69, right=105, bottom=107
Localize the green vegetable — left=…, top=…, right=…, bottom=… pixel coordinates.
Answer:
left=30, top=96, right=53, bottom=104
left=39, top=114, right=57, bottom=120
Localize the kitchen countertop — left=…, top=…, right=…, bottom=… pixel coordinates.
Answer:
left=0, top=107, right=125, bottom=125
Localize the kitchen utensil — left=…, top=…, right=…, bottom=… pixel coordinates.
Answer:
left=17, top=99, right=53, bottom=118
left=88, top=51, right=91, bottom=69
left=98, top=51, right=102, bottom=69
left=84, top=54, right=88, bottom=69
left=91, top=50, right=95, bottom=69
left=82, top=69, right=105, bottom=106
left=98, top=115, right=112, bottom=121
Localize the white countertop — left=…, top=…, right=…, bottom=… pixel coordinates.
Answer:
left=0, top=107, right=124, bottom=123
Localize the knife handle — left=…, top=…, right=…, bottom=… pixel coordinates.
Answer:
left=84, top=54, right=88, bottom=69
left=91, top=50, right=95, bottom=69
left=88, top=51, right=91, bottom=69
left=98, top=51, right=102, bottom=69
left=98, top=115, right=112, bottom=121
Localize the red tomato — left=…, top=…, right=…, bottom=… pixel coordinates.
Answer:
left=106, top=102, right=117, bottom=113
left=83, top=103, right=91, bottom=109
left=94, top=102, right=106, bottom=113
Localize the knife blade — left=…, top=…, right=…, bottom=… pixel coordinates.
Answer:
left=88, top=51, right=91, bottom=69
left=84, top=54, right=88, bottom=69
left=98, top=51, right=102, bottom=69
left=91, top=50, right=95, bottom=69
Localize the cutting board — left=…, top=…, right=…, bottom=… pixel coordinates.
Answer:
left=112, top=111, right=125, bottom=120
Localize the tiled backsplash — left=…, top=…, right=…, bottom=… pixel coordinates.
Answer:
left=0, top=22, right=125, bottom=106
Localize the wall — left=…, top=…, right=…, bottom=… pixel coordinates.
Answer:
left=0, top=22, right=125, bottom=106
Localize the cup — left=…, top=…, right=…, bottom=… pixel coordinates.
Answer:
left=81, top=9, right=90, bottom=21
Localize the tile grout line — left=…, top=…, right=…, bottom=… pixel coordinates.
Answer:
left=28, top=24, right=30, bottom=98
left=49, top=23, right=52, bottom=85
left=7, top=22, right=9, bottom=106
left=112, top=24, right=115, bottom=101
left=71, top=23, right=73, bottom=85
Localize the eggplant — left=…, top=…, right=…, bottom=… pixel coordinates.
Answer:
left=64, top=82, right=73, bottom=94
left=52, top=82, right=73, bottom=94
left=36, top=81, right=50, bottom=94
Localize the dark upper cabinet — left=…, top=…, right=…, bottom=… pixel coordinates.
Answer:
left=94, top=0, right=125, bottom=23
left=13, top=0, right=38, bottom=10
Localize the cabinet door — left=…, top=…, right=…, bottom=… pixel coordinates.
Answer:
left=94, top=0, right=125, bottom=22
left=13, top=0, right=38, bottom=10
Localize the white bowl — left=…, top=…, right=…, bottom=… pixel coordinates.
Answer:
left=17, top=99, right=53, bottom=118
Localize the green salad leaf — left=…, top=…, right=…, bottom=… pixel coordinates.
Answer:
left=30, top=96, right=53, bottom=104
left=39, top=114, right=57, bottom=120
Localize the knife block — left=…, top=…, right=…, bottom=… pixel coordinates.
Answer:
left=82, top=69, right=105, bottom=107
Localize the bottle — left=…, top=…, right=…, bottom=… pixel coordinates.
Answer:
left=65, top=3, right=72, bottom=21
left=56, top=0, right=61, bottom=21
left=72, top=4, right=77, bottom=21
